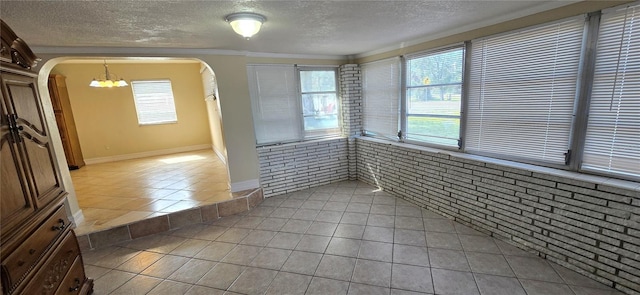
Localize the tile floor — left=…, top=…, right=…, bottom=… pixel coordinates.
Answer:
left=82, top=181, right=624, bottom=295
left=72, top=150, right=231, bottom=235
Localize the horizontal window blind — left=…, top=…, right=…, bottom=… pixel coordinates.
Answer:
left=466, top=17, right=584, bottom=165
left=362, top=57, right=401, bottom=140
left=131, top=80, right=178, bottom=125
left=582, top=3, right=640, bottom=179
left=247, top=65, right=302, bottom=145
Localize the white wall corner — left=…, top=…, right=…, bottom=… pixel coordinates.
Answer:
left=71, top=209, right=85, bottom=226
left=213, top=145, right=227, bottom=165
left=230, top=179, right=261, bottom=192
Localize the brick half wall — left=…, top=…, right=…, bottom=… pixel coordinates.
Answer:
left=257, top=138, right=350, bottom=197
left=356, top=137, right=640, bottom=294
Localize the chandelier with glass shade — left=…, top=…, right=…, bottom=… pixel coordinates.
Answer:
left=89, top=60, right=128, bottom=88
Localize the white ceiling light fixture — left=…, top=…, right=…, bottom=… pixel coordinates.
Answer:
left=225, top=12, right=266, bottom=39
left=89, top=60, right=128, bottom=88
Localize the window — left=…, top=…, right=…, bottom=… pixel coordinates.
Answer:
left=299, top=68, right=340, bottom=136
left=248, top=65, right=300, bottom=145
left=131, top=80, right=178, bottom=125
left=359, top=7, right=639, bottom=181
left=582, top=3, right=640, bottom=179
left=247, top=65, right=340, bottom=145
left=465, top=17, right=584, bottom=165
left=405, top=47, right=464, bottom=147
left=362, top=57, right=401, bottom=140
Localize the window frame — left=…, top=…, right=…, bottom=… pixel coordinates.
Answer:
left=247, top=64, right=302, bottom=146
left=361, top=57, right=402, bottom=141
left=464, top=16, right=586, bottom=168
left=578, top=6, right=640, bottom=181
left=130, top=79, right=178, bottom=126
left=247, top=64, right=342, bottom=147
left=401, top=44, right=466, bottom=150
left=296, top=66, right=342, bottom=139
left=359, top=7, right=640, bottom=181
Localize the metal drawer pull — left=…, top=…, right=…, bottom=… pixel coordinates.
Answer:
left=52, top=219, right=66, bottom=231
left=68, top=278, right=80, bottom=292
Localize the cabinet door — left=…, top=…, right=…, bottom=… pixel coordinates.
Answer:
left=1, top=71, right=64, bottom=210
left=0, top=77, right=35, bottom=239
left=47, top=76, right=77, bottom=169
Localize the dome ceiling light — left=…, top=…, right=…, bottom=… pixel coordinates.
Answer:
left=225, top=12, right=266, bottom=39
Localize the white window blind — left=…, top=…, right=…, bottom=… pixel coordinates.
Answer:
left=466, top=17, right=584, bottom=165
left=582, top=3, right=640, bottom=179
left=362, top=57, right=401, bottom=140
left=131, top=80, right=178, bottom=125
left=247, top=65, right=301, bottom=145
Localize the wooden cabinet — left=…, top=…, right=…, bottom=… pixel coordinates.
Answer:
left=0, top=19, right=93, bottom=295
left=48, top=74, right=84, bottom=170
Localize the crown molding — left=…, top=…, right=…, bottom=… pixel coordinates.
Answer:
left=31, top=46, right=345, bottom=60
left=355, top=0, right=581, bottom=59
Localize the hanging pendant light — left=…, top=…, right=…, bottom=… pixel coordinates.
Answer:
left=225, top=12, right=266, bottom=39
left=89, top=60, right=128, bottom=88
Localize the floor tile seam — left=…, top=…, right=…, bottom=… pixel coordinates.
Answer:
left=88, top=252, right=147, bottom=270
left=137, top=267, right=183, bottom=281
left=184, top=283, right=225, bottom=295
left=516, top=276, right=583, bottom=288
left=157, top=277, right=209, bottom=291
left=100, top=268, right=139, bottom=293
left=502, top=253, right=566, bottom=284
left=462, top=247, right=517, bottom=279
left=113, top=255, right=166, bottom=274
left=432, top=261, right=498, bottom=287
left=547, top=264, right=615, bottom=291
left=449, top=248, right=505, bottom=255
left=218, top=245, right=270, bottom=267
left=314, top=257, right=357, bottom=283
left=543, top=260, right=578, bottom=287
left=227, top=264, right=279, bottom=294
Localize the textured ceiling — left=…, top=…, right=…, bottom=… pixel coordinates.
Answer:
left=1, top=1, right=576, bottom=57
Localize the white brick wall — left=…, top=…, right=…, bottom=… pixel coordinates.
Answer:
left=257, top=138, right=350, bottom=197
left=255, top=62, right=640, bottom=294
left=339, top=64, right=362, bottom=137
left=339, top=64, right=361, bottom=180
left=356, top=137, right=640, bottom=294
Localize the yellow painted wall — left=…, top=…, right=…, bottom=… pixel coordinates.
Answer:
left=37, top=54, right=264, bottom=189
left=50, top=63, right=211, bottom=160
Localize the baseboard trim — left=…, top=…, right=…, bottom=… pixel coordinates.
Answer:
left=213, top=146, right=227, bottom=165
left=230, top=179, right=260, bottom=192
left=84, top=144, right=212, bottom=165
left=72, top=209, right=85, bottom=225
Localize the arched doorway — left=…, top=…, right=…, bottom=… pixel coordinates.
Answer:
left=38, top=57, right=231, bottom=234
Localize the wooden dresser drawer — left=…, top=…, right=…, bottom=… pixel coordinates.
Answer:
left=22, top=231, right=81, bottom=295
left=1, top=206, right=69, bottom=290
left=55, top=257, right=87, bottom=295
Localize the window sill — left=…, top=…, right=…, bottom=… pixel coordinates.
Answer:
left=357, top=136, right=640, bottom=192
left=256, top=136, right=347, bottom=150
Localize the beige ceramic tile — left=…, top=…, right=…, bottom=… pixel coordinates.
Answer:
left=74, top=150, right=233, bottom=236
left=160, top=200, right=202, bottom=213
left=95, top=211, right=154, bottom=227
